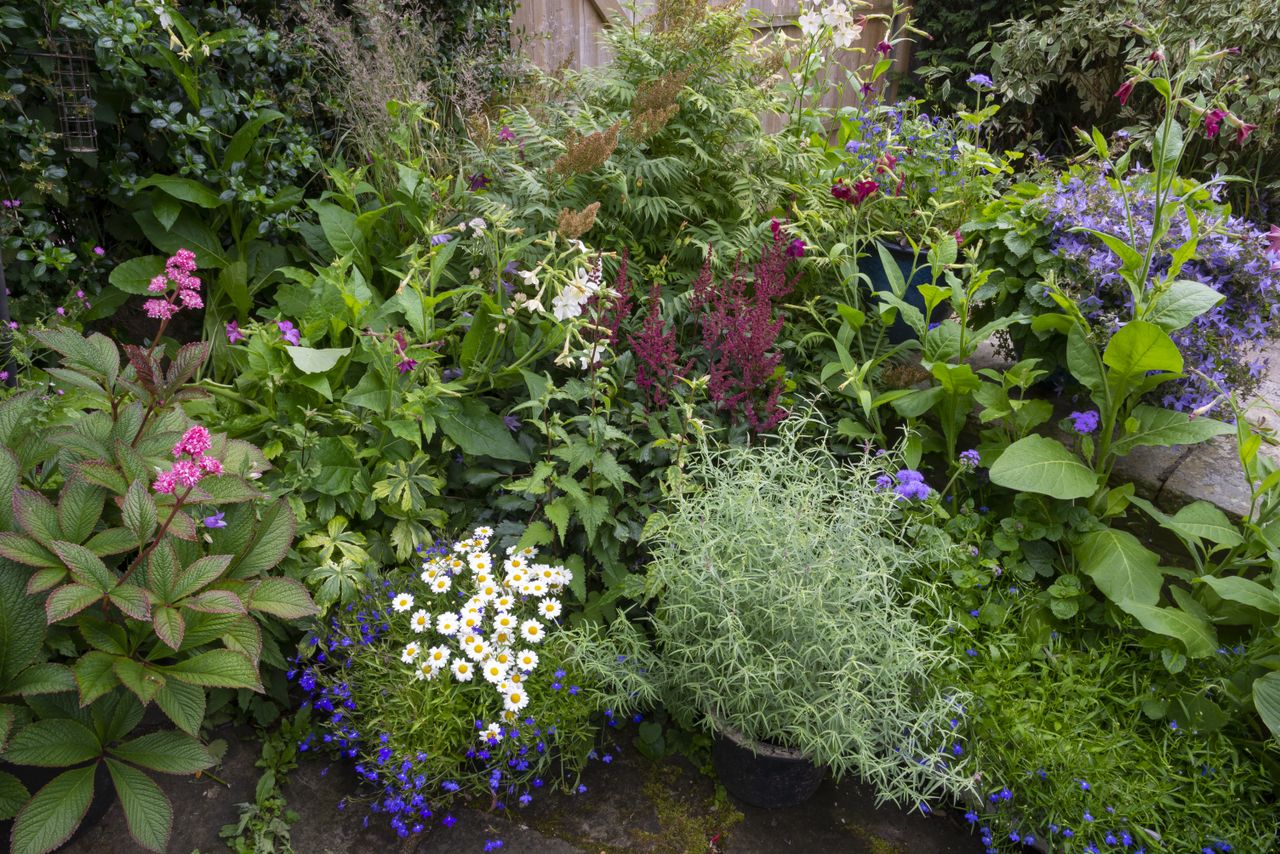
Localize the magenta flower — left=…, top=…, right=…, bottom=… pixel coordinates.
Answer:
left=875, top=40, right=892, bottom=55
left=786, top=238, right=806, bottom=258
left=143, top=299, right=179, bottom=320
left=396, top=357, right=417, bottom=374
left=174, top=425, right=212, bottom=458
left=1114, top=79, right=1136, bottom=105
left=1235, top=122, right=1258, bottom=145
left=1204, top=109, right=1227, bottom=139
left=852, top=179, right=879, bottom=205
left=831, top=181, right=854, bottom=202
left=92, top=246, right=105, bottom=256
left=153, top=470, right=178, bottom=494
left=277, top=320, right=301, bottom=345
left=1267, top=225, right=1280, bottom=257
left=498, top=126, right=515, bottom=142
left=226, top=320, right=245, bottom=343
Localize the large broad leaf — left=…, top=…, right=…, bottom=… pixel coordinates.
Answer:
left=245, top=577, right=318, bottom=620
left=1111, top=405, right=1233, bottom=455
left=160, top=650, right=260, bottom=690
left=1103, top=320, right=1183, bottom=378
left=1254, top=672, right=1280, bottom=740
left=1074, top=528, right=1164, bottom=606
left=0, top=568, right=43, bottom=686
left=153, top=680, right=205, bottom=737
left=49, top=541, right=114, bottom=592
left=108, top=256, right=167, bottom=296
left=222, top=109, right=284, bottom=170
left=0, top=769, right=28, bottom=821
left=284, top=346, right=350, bottom=374
left=1117, top=600, right=1217, bottom=657
left=9, top=764, right=96, bottom=854
left=57, top=479, right=104, bottom=544
left=105, top=758, right=172, bottom=852
left=121, top=478, right=158, bottom=547
left=1167, top=501, right=1244, bottom=548
left=438, top=398, right=528, bottom=462
left=1199, top=575, right=1280, bottom=616
left=133, top=209, right=228, bottom=269
left=3, top=718, right=101, bottom=767
left=988, top=434, right=1097, bottom=500
left=74, top=651, right=121, bottom=706
left=45, top=583, right=104, bottom=623
left=1145, top=279, right=1225, bottom=331
left=170, top=555, right=232, bottom=601
left=135, top=174, right=222, bottom=208
left=108, top=730, right=214, bottom=775
left=311, top=202, right=363, bottom=257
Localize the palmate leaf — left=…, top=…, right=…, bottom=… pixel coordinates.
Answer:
left=105, top=759, right=172, bottom=852
left=9, top=764, right=96, bottom=854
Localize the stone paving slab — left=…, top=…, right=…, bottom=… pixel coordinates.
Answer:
left=62, top=725, right=985, bottom=854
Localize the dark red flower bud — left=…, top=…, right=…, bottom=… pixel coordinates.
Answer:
left=1114, top=79, right=1136, bottom=105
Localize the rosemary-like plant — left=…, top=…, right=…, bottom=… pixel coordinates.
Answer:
left=643, top=422, right=972, bottom=806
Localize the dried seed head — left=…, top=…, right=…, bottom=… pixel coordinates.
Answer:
left=552, top=122, right=621, bottom=175
left=556, top=201, right=602, bottom=239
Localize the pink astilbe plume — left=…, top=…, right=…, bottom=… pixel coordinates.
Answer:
left=627, top=279, right=686, bottom=411
left=690, top=227, right=798, bottom=430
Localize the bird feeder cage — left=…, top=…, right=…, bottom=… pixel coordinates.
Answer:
left=45, top=37, right=98, bottom=154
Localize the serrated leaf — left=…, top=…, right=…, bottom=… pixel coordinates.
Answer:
left=0, top=533, right=59, bottom=568
left=25, top=568, right=66, bottom=594
left=0, top=568, right=43, bottom=686
left=85, top=527, right=138, bottom=557
left=245, top=577, right=318, bottom=620
left=108, top=730, right=214, bottom=775
left=193, top=475, right=262, bottom=504
left=4, top=718, right=101, bottom=766
left=0, top=769, right=28, bottom=821
left=74, top=651, right=120, bottom=706
left=220, top=616, right=262, bottom=665
left=160, top=649, right=260, bottom=690
left=153, top=680, right=205, bottom=737
left=12, top=489, right=61, bottom=545
left=46, top=583, right=104, bottom=623
left=109, top=583, right=151, bottom=621
left=50, top=540, right=114, bottom=592
left=9, top=764, right=96, bottom=854
left=6, top=664, right=75, bottom=696
left=544, top=498, right=572, bottom=543
left=230, top=499, right=295, bottom=578
left=122, top=478, right=158, bottom=544
left=151, top=606, right=185, bottom=651
left=171, top=555, right=232, bottom=601
left=182, top=590, right=245, bottom=614
left=113, top=658, right=166, bottom=706
left=76, top=460, right=129, bottom=494
left=57, top=479, right=104, bottom=544
left=105, top=758, right=172, bottom=852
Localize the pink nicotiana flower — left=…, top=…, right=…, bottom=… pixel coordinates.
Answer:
left=1235, top=122, right=1258, bottom=145
left=1204, top=109, right=1227, bottom=138
left=1114, top=79, right=1136, bottom=105
left=226, top=320, right=245, bottom=343
left=277, top=321, right=301, bottom=345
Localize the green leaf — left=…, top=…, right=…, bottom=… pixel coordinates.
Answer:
left=9, top=764, right=96, bottom=854
left=1145, top=279, right=1224, bottom=331
left=312, top=202, right=363, bottom=257
left=153, top=680, right=205, bottom=737
left=45, top=583, right=104, bottom=623
left=57, top=479, right=104, bottom=544
left=109, top=730, right=214, bottom=775
left=112, top=658, right=166, bottom=706
left=544, top=498, right=571, bottom=543
left=1117, top=600, right=1217, bottom=657
left=108, top=256, right=167, bottom=296
left=1253, top=671, right=1280, bottom=740
left=223, top=109, right=284, bottom=170
left=171, top=555, right=232, bottom=601
left=1103, top=320, right=1183, bottom=378
left=4, top=718, right=101, bottom=767
left=105, top=758, right=172, bottom=852
left=106, top=583, right=149, bottom=621
left=74, top=651, right=121, bottom=706
left=50, top=540, right=114, bottom=592
left=245, top=577, right=318, bottom=620
left=151, top=606, right=185, bottom=651
left=0, top=769, right=28, bottom=821
left=1111, top=405, right=1234, bottom=454
left=85, top=528, right=138, bottom=557
left=0, top=533, right=59, bottom=569
left=284, top=346, right=350, bottom=374
left=161, top=650, right=260, bottom=690
left=135, top=174, right=222, bottom=208
left=439, top=399, right=528, bottom=462
left=193, top=475, right=262, bottom=505
left=1074, top=528, right=1164, bottom=606
left=1168, top=502, right=1244, bottom=548
left=1199, top=575, right=1280, bottom=615
left=122, top=478, right=158, bottom=546
left=133, top=209, right=227, bottom=269
left=989, top=434, right=1097, bottom=500
left=7, top=663, right=76, bottom=696
left=0, top=568, right=43, bottom=686
left=13, top=489, right=61, bottom=546
left=230, top=499, right=295, bottom=578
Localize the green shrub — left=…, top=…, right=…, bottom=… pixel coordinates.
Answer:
left=640, top=422, right=972, bottom=805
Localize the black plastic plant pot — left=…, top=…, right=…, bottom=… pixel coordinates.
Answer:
left=864, top=239, right=953, bottom=345
left=710, top=725, right=826, bottom=809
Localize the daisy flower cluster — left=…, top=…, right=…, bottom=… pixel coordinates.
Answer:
left=292, top=529, right=622, bottom=842
left=392, top=526, right=573, bottom=728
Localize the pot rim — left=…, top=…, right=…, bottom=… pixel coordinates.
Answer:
left=710, top=716, right=813, bottom=762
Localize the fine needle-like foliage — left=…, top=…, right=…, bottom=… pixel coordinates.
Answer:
left=642, top=418, right=973, bottom=807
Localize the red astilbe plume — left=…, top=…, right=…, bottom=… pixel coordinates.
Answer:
left=690, top=227, right=798, bottom=431
left=600, top=250, right=634, bottom=346
left=628, top=279, right=686, bottom=411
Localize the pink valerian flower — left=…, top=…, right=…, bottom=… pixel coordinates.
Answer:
left=277, top=321, right=301, bottom=345
left=174, top=425, right=212, bottom=458
left=690, top=227, right=798, bottom=431
left=226, top=321, right=245, bottom=343
left=92, top=246, right=105, bottom=256
left=1115, top=79, right=1136, bottom=105
left=1204, top=109, right=1227, bottom=138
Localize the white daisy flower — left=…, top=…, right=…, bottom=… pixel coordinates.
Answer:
left=431, top=575, right=453, bottom=594
left=409, top=609, right=431, bottom=633
left=506, top=570, right=527, bottom=588
left=401, top=642, right=421, bottom=663
left=539, top=598, right=562, bottom=620
left=493, top=612, right=517, bottom=633
left=451, top=660, right=474, bottom=681
left=491, top=629, right=515, bottom=647
left=503, top=687, right=530, bottom=713
left=391, top=592, right=414, bottom=613
left=468, top=552, right=492, bottom=573
left=520, top=619, right=545, bottom=644
left=493, top=594, right=516, bottom=612
left=461, top=613, right=484, bottom=634
left=507, top=670, right=525, bottom=685
left=420, top=567, right=439, bottom=585
left=425, top=645, right=450, bottom=669
left=473, top=526, right=494, bottom=539
left=491, top=648, right=513, bottom=667
left=416, top=661, right=438, bottom=680
left=519, top=546, right=538, bottom=559
left=483, top=661, right=509, bottom=684
left=480, top=723, right=502, bottom=743
left=517, top=650, right=539, bottom=671
left=527, top=580, right=547, bottom=598
left=503, top=556, right=527, bottom=573
left=448, top=557, right=466, bottom=572
left=464, top=638, right=491, bottom=661
left=436, top=612, right=460, bottom=636
left=474, top=571, right=493, bottom=586
left=476, top=581, right=500, bottom=601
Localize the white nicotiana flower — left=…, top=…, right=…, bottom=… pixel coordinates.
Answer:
left=520, top=619, right=545, bottom=644
left=391, top=592, right=414, bottom=613
left=518, top=269, right=539, bottom=287
left=409, top=609, right=431, bottom=633
left=539, top=598, right=562, bottom=620
left=401, top=642, right=421, bottom=663
left=798, top=10, right=823, bottom=36
left=436, top=612, right=459, bottom=636
left=822, top=1, right=850, bottom=27
left=451, top=659, right=474, bottom=681
left=517, top=650, right=539, bottom=672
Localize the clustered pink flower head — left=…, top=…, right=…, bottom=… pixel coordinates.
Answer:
left=154, top=424, right=222, bottom=494
left=143, top=249, right=202, bottom=320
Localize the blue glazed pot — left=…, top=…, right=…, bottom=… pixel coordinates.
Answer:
left=863, top=240, right=952, bottom=344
